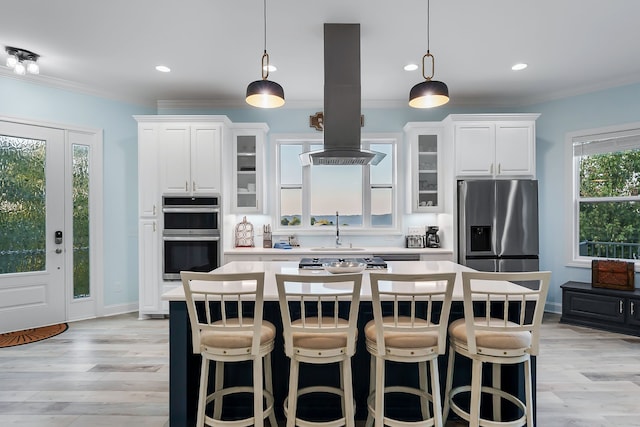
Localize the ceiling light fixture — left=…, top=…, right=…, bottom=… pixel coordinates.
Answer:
left=5, top=46, right=39, bottom=76
left=245, top=0, right=285, bottom=108
left=409, top=0, right=449, bottom=108
left=155, top=65, right=171, bottom=73
left=512, top=63, right=528, bottom=71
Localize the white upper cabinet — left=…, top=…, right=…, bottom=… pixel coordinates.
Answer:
left=231, top=124, right=268, bottom=213
left=404, top=122, right=444, bottom=212
left=137, top=122, right=159, bottom=217
left=448, top=114, right=539, bottom=178
left=159, top=123, right=222, bottom=195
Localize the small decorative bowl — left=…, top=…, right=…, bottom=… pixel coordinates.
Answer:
left=323, top=260, right=366, bottom=274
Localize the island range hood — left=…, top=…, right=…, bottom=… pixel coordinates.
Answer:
left=299, top=24, right=386, bottom=166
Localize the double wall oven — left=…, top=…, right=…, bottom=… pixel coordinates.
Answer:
left=162, top=195, right=221, bottom=280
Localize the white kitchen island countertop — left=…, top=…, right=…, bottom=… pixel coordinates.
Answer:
left=162, top=260, right=532, bottom=302
left=223, top=246, right=452, bottom=256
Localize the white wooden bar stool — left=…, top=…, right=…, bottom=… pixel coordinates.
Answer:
left=181, top=271, right=278, bottom=427
left=443, top=271, right=551, bottom=427
left=365, top=272, right=456, bottom=427
left=275, top=272, right=363, bottom=427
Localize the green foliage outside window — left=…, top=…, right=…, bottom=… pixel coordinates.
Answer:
left=578, top=149, right=640, bottom=259
left=0, top=136, right=46, bottom=273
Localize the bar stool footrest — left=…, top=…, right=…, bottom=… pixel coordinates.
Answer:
left=284, top=385, right=355, bottom=427
left=367, top=386, right=436, bottom=427
left=448, top=385, right=526, bottom=427
left=204, top=386, right=276, bottom=427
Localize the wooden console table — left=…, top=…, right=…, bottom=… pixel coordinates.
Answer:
left=560, top=281, right=640, bottom=336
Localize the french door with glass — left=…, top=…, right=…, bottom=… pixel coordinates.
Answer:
left=0, top=119, right=100, bottom=333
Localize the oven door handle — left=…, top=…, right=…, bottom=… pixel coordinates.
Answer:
left=162, top=207, right=220, bottom=213
left=163, top=235, right=220, bottom=242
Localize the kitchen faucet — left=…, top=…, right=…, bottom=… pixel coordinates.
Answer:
left=335, top=211, right=341, bottom=247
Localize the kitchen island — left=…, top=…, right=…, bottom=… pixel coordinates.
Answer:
left=162, top=260, right=536, bottom=427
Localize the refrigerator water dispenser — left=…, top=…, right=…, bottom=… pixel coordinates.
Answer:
left=470, top=226, right=492, bottom=252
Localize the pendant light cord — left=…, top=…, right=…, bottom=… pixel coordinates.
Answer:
left=263, top=0, right=267, bottom=53
left=426, top=0, right=430, bottom=54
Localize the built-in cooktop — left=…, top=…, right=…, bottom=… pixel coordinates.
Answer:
left=298, top=256, right=387, bottom=270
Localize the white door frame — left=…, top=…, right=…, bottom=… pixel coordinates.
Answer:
left=0, top=116, right=103, bottom=325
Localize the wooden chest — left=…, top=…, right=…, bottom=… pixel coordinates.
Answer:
left=592, top=260, right=635, bottom=291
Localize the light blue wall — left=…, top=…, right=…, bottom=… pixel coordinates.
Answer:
left=0, top=76, right=154, bottom=308
left=523, top=83, right=640, bottom=311
left=5, top=73, right=640, bottom=314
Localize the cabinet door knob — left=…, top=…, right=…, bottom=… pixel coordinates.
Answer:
left=185, top=181, right=189, bottom=192
left=490, top=163, right=494, bottom=174
left=153, top=205, right=156, bottom=216
left=498, top=163, right=501, bottom=174
left=193, top=181, right=196, bottom=192
left=619, top=300, right=624, bottom=314
left=631, top=301, right=635, bottom=315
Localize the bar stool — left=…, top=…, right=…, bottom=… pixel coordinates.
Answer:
left=275, top=272, right=363, bottom=427
left=181, top=271, right=278, bottom=427
left=365, top=272, right=456, bottom=427
left=443, top=271, right=551, bottom=427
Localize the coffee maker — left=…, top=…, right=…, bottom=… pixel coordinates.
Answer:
left=426, top=226, right=440, bottom=248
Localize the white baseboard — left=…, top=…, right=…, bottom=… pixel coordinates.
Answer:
left=545, top=301, right=562, bottom=314
left=101, top=302, right=138, bottom=317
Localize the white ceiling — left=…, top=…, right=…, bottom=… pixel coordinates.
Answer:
left=2, top=0, right=640, bottom=108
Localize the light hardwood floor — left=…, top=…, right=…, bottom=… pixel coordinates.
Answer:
left=0, top=312, right=639, bottom=426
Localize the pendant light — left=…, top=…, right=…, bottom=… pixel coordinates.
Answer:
left=409, top=0, right=449, bottom=108
left=246, top=0, right=285, bottom=108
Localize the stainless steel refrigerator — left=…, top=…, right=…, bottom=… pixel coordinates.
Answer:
left=458, top=179, right=539, bottom=272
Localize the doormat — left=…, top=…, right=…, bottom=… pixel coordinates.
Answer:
left=0, top=323, right=68, bottom=348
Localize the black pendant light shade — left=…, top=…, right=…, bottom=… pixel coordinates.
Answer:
left=409, top=79, right=449, bottom=108
left=409, top=0, right=449, bottom=108
left=246, top=75, right=285, bottom=108
left=245, top=0, right=285, bottom=108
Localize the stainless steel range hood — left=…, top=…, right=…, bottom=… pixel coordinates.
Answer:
left=299, top=24, right=386, bottom=166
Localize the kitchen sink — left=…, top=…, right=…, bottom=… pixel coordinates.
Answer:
left=310, top=247, right=366, bottom=251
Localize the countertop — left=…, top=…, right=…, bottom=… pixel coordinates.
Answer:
left=223, top=246, right=453, bottom=255
left=162, top=260, right=531, bottom=302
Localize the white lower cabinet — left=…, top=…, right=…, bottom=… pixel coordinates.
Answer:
left=224, top=254, right=301, bottom=263
left=138, top=219, right=160, bottom=316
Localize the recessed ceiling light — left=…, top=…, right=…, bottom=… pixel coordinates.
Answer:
left=404, top=63, right=419, bottom=71
left=512, top=63, right=528, bottom=71
left=263, top=64, right=277, bottom=72
left=155, top=65, right=171, bottom=73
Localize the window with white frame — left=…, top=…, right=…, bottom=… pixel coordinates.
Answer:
left=571, top=125, right=640, bottom=261
left=276, top=137, right=397, bottom=232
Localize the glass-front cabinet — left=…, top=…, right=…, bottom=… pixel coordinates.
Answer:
left=231, top=124, right=268, bottom=212
left=404, top=122, right=443, bottom=212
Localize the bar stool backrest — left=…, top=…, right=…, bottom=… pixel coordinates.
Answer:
left=460, top=271, right=551, bottom=356
left=180, top=271, right=266, bottom=356
left=276, top=273, right=362, bottom=358
left=369, top=272, right=456, bottom=356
